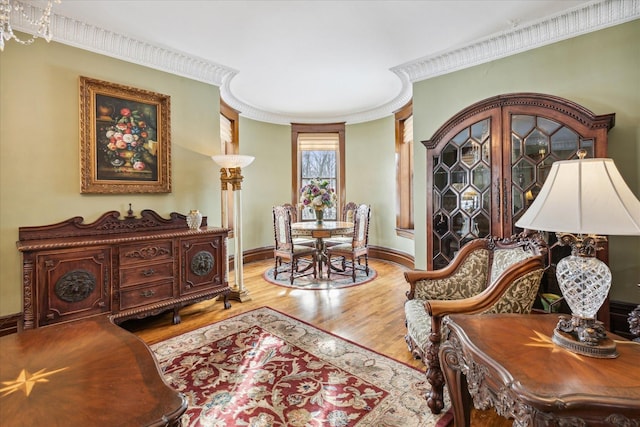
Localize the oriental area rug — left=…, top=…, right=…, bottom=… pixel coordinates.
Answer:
left=262, top=265, right=377, bottom=289
left=150, top=307, right=450, bottom=427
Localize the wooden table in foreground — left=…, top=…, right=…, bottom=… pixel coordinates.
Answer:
left=440, top=314, right=640, bottom=427
left=0, top=316, right=186, bottom=426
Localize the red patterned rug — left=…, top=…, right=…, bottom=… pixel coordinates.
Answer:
left=151, top=307, right=449, bottom=427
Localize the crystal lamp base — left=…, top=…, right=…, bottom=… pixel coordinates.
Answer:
left=552, top=315, right=618, bottom=358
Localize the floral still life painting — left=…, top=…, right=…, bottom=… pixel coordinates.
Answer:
left=96, top=97, right=158, bottom=181
left=80, top=77, right=171, bottom=194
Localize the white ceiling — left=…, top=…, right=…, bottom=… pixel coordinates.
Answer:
left=17, top=0, right=639, bottom=124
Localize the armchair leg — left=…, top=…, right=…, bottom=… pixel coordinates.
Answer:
left=426, top=330, right=446, bottom=414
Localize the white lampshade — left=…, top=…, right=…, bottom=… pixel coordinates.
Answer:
left=211, top=154, right=255, bottom=168
left=516, top=158, right=640, bottom=236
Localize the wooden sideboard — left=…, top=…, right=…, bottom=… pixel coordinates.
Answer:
left=17, top=209, right=231, bottom=329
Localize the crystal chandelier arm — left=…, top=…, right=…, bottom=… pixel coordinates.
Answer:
left=0, top=0, right=59, bottom=51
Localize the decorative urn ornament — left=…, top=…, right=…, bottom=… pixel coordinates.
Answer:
left=187, top=209, right=203, bottom=230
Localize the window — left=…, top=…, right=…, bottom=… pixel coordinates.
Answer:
left=395, top=101, right=414, bottom=237
left=220, top=99, right=239, bottom=233
left=292, top=123, right=345, bottom=221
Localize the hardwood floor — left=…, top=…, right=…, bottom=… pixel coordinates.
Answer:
left=123, top=257, right=510, bottom=426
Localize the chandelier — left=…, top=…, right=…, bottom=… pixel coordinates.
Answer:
left=0, top=0, right=59, bottom=51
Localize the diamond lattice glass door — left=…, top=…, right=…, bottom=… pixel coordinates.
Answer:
left=510, top=114, right=595, bottom=228
left=432, top=118, right=492, bottom=269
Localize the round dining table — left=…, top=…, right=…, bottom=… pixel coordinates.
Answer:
left=291, top=221, right=353, bottom=279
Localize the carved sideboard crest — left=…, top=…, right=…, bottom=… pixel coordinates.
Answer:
left=18, top=207, right=208, bottom=241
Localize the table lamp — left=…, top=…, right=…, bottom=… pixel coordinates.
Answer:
left=515, top=149, right=640, bottom=358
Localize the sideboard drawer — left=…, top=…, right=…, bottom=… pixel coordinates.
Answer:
left=119, top=281, right=174, bottom=310
left=120, top=261, right=174, bottom=288
left=119, top=241, right=173, bottom=266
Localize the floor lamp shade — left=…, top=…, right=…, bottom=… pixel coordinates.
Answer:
left=211, top=154, right=255, bottom=169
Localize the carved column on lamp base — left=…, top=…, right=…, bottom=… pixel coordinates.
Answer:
left=224, top=167, right=251, bottom=302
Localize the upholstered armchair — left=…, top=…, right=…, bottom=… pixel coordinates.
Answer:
left=404, top=232, right=547, bottom=414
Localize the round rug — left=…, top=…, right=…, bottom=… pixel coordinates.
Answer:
left=263, top=264, right=377, bottom=289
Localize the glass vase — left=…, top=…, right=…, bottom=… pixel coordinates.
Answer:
left=187, top=209, right=203, bottom=230
left=314, top=208, right=324, bottom=224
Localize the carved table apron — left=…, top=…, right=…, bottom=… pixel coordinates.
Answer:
left=440, top=313, right=640, bottom=427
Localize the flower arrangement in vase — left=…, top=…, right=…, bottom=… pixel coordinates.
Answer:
left=299, top=178, right=337, bottom=223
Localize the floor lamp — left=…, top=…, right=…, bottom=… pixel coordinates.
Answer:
left=212, top=154, right=255, bottom=302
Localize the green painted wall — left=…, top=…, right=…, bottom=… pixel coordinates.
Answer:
left=0, top=39, right=224, bottom=314
left=412, top=20, right=640, bottom=302
left=346, top=117, right=414, bottom=256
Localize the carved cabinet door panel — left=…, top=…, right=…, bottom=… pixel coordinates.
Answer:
left=179, top=235, right=226, bottom=295
left=36, top=246, right=112, bottom=326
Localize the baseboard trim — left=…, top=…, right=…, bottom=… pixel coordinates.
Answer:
left=0, top=313, right=22, bottom=336
left=238, top=245, right=414, bottom=270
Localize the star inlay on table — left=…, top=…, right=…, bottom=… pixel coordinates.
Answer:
left=0, top=367, right=69, bottom=397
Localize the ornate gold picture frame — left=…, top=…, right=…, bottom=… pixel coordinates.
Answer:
left=79, top=76, right=171, bottom=193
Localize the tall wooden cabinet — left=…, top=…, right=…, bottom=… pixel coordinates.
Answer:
left=422, top=93, right=615, bottom=321
left=422, top=93, right=615, bottom=269
left=17, top=209, right=230, bottom=329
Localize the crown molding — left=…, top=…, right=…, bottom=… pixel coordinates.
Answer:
left=392, top=0, right=640, bottom=83
left=10, top=0, right=639, bottom=125
left=11, top=3, right=237, bottom=87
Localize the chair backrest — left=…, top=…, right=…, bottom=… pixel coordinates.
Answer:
left=342, top=202, right=359, bottom=222
left=282, top=203, right=298, bottom=222
left=483, top=233, right=548, bottom=314
left=488, top=234, right=546, bottom=285
left=351, top=204, right=370, bottom=250
left=412, top=233, right=546, bottom=302
left=272, top=205, right=294, bottom=252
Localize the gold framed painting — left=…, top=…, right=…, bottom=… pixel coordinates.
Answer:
left=79, top=76, right=171, bottom=193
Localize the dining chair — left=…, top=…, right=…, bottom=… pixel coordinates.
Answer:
left=283, top=203, right=314, bottom=246
left=324, top=201, right=359, bottom=247
left=326, top=204, right=370, bottom=282
left=272, top=205, right=317, bottom=284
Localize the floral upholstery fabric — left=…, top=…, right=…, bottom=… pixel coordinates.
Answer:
left=413, top=249, right=490, bottom=300
left=483, top=268, right=544, bottom=314
left=490, top=247, right=533, bottom=284
left=404, top=299, right=432, bottom=351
